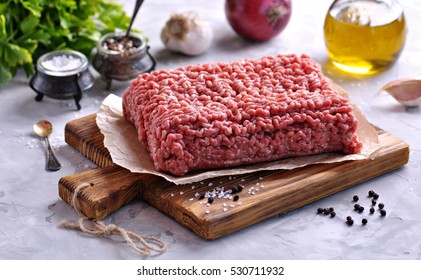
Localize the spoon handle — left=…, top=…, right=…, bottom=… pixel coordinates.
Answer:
left=45, top=137, right=61, bottom=171
left=125, top=0, right=144, bottom=38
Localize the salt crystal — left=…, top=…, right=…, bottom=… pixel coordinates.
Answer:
left=230, top=204, right=235, bottom=208
left=205, top=210, right=210, bottom=214
left=189, top=198, right=194, bottom=201
left=179, top=191, right=184, bottom=195
left=42, top=55, right=82, bottom=71
left=208, top=182, right=213, bottom=187
left=223, top=208, right=228, bottom=212
left=170, top=193, right=175, bottom=197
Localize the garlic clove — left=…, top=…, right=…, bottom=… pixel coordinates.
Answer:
left=380, top=78, right=421, bottom=107
left=161, top=11, right=213, bottom=56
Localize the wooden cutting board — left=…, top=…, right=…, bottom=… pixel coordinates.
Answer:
left=59, top=114, right=410, bottom=240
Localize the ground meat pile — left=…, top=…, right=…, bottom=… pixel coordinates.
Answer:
left=123, top=54, right=363, bottom=176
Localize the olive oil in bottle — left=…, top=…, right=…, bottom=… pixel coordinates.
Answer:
left=324, top=0, right=406, bottom=75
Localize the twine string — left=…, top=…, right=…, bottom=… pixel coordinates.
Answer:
left=58, top=182, right=166, bottom=256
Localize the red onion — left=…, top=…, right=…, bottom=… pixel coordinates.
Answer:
left=225, top=0, right=292, bottom=41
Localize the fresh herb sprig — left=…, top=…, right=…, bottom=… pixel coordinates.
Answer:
left=0, top=0, right=132, bottom=86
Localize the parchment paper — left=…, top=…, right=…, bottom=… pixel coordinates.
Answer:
left=96, top=94, right=381, bottom=185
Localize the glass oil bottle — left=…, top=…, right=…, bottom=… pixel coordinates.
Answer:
left=324, top=0, right=407, bottom=75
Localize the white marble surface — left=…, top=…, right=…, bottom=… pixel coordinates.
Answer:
left=0, top=0, right=420, bottom=260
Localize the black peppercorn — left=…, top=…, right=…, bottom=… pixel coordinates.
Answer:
left=371, top=199, right=377, bottom=206
left=370, top=207, right=375, bottom=214
left=373, top=193, right=379, bottom=200
left=330, top=211, right=336, bottom=218
left=323, top=208, right=331, bottom=215
left=329, top=207, right=334, bottom=213
left=380, top=209, right=387, bottom=217
left=231, top=186, right=239, bottom=194
left=368, top=190, right=374, bottom=197
left=207, top=197, right=214, bottom=204
left=362, top=218, right=368, bottom=225
left=353, top=195, right=359, bottom=202
left=378, top=203, right=385, bottom=209
left=354, top=204, right=361, bottom=211
left=237, top=185, right=244, bottom=192
left=233, top=195, right=239, bottom=202
left=358, top=206, right=364, bottom=213
left=317, top=207, right=324, bottom=214
left=346, top=216, right=353, bottom=222
left=199, top=194, right=205, bottom=200
left=346, top=219, right=354, bottom=226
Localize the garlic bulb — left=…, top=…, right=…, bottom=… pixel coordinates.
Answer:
left=161, top=11, right=213, bottom=56
left=380, top=78, right=421, bottom=107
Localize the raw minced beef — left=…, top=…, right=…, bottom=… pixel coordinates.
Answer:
left=123, top=54, right=363, bottom=176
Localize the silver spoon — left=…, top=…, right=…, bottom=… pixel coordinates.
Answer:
left=33, top=120, right=61, bottom=171
left=125, top=0, right=144, bottom=38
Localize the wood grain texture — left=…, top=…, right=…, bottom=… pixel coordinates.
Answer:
left=59, top=114, right=410, bottom=240
left=64, top=114, right=113, bottom=168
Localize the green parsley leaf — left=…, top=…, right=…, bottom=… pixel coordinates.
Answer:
left=0, top=0, right=134, bottom=86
